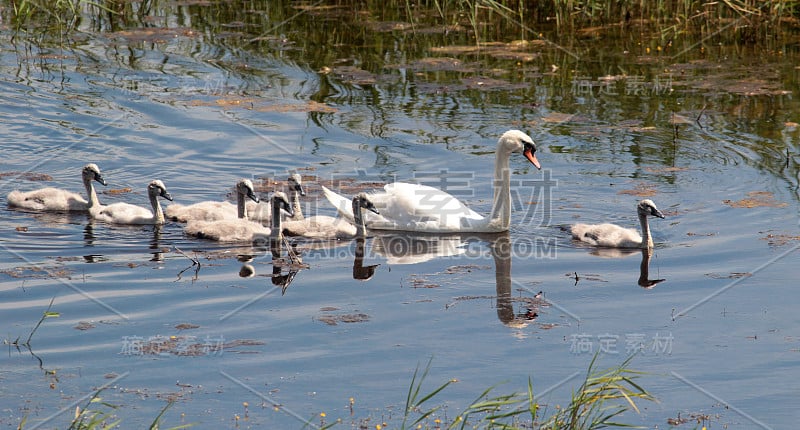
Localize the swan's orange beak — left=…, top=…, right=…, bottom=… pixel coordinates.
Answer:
left=523, top=144, right=541, bottom=170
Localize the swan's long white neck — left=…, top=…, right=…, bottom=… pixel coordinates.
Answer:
left=639, top=212, right=653, bottom=249
left=83, top=174, right=101, bottom=209
left=270, top=200, right=283, bottom=240
left=352, top=199, right=366, bottom=237
left=150, top=192, right=166, bottom=225
left=487, top=145, right=513, bottom=231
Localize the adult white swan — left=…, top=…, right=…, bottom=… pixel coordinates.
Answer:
left=165, top=178, right=259, bottom=222
left=247, top=174, right=305, bottom=222
left=570, top=199, right=665, bottom=249
left=322, top=130, right=541, bottom=233
left=7, top=163, right=107, bottom=212
left=93, top=180, right=173, bottom=225
left=185, top=191, right=293, bottom=243
left=283, top=192, right=379, bottom=240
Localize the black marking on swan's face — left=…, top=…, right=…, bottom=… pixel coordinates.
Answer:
left=83, top=164, right=107, bottom=186
left=638, top=199, right=664, bottom=219
left=238, top=179, right=259, bottom=203
left=272, top=192, right=294, bottom=218
left=355, top=194, right=380, bottom=215
left=503, top=130, right=541, bottom=170
left=289, top=174, right=306, bottom=197
left=149, top=180, right=173, bottom=201
left=522, top=140, right=541, bottom=170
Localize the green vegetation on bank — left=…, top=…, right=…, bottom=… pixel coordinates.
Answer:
left=391, top=354, right=655, bottom=429
left=7, top=0, right=800, bottom=39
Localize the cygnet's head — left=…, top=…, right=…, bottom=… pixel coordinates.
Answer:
left=271, top=191, right=294, bottom=218
left=82, top=163, right=107, bottom=186
left=148, top=180, right=173, bottom=201
left=237, top=178, right=259, bottom=203
left=288, top=173, right=306, bottom=197
left=353, top=193, right=380, bottom=215
left=498, top=129, right=541, bottom=170
left=638, top=199, right=664, bottom=219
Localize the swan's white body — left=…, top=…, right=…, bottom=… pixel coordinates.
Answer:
left=247, top=174, right=305, bottom=222
left=571, top=199, right=665, bottom=249
left=184, top=218, right=271, bottom=243
left=94, top=180, right=173, bottom=225
left=185, top=191, right=293, bottom=243
left=165, top=179, right=259, bottom=222
left=7, top=163, right=107, bottom=212
left=283, top=193, right=379, bottom=239
left=322, top=130, right=541, bottom=233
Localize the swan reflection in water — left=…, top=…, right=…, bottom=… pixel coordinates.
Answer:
left=369, top=231, right=547, bottom=328
left=149, top=225, right=165, bottom=262
left=370, top=232, right=466, bottom=265
left=237, top=255, right=256, bottom=278
left=287, top=232, right=462, bottom=281
left=580, top=247, right=666, bottom=289
left=264, top=237, right=304, bottom=294
left=353, top=238, right=379, bottom=281
left=637, top=248, right=665, bottom=289
left=81, top=221, right=166, bottom=264
left=490, top=233, right=548, bottom=329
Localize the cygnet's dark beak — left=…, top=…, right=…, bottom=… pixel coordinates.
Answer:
left=280, top=199, right=294, bottom=218
left=365, top=201, right=380, bottom=215
left=95, top=173, right=107, bottom=186
left=295, top=183, right=306, bottom=197
left=247, top=189, right=260, bottom=204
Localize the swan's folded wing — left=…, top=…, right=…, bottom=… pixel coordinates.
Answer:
left=166, top=201, right=237, bottom=222
left=185, top=219, right=270, bottom=242
left=322, top=186, right=354, bottom=221
left=8, top=188, right=88, bottom=211
left=376, top=182, right=483, bottom=229
left=384, top=182, right=482, bottom=217
left=95, top=202, right=154, bottom=224
left=323, top=183, right=484, bottom=232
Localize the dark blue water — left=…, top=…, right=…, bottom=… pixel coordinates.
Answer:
left=1, top=6, right=799, bottom=429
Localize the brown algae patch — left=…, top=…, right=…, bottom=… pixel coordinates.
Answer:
left=760, top=233, right=800, bottom=246
left=1, top=265, right=72, bottom=279
left=105, top=187, right=133, bottom=195
left=106, top=27, right=199, bottom=43
left=430, top=40, right=545, bottom=61
left=618, top=183, right=659, bottom=197
left=705, top=272, right=752, bottom=279
left=0, top=171, right=53, bottom=181
left=186, top=96, right=336, bottom=113
left=316, top=310, right=370, bottom=326
left=723, top=191, right=787, bottom=208
left=74, top=321, right=96, bottom=331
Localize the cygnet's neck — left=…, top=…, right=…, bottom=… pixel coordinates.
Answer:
left=639, top=212, right=653, bottom=249
left=237, top=190, right=248, bottom=219
left=84, top=174, right=101, bottom=209
left=150, top=192, right=166, bottom=225
left=352, top=199, right=366, bottom=237
left=270, top=199, right=283, bottom=240
left=290, top=188, right=303, bottom=220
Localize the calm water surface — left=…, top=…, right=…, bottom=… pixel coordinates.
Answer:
left=1, top=3, right=799, bottom=428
